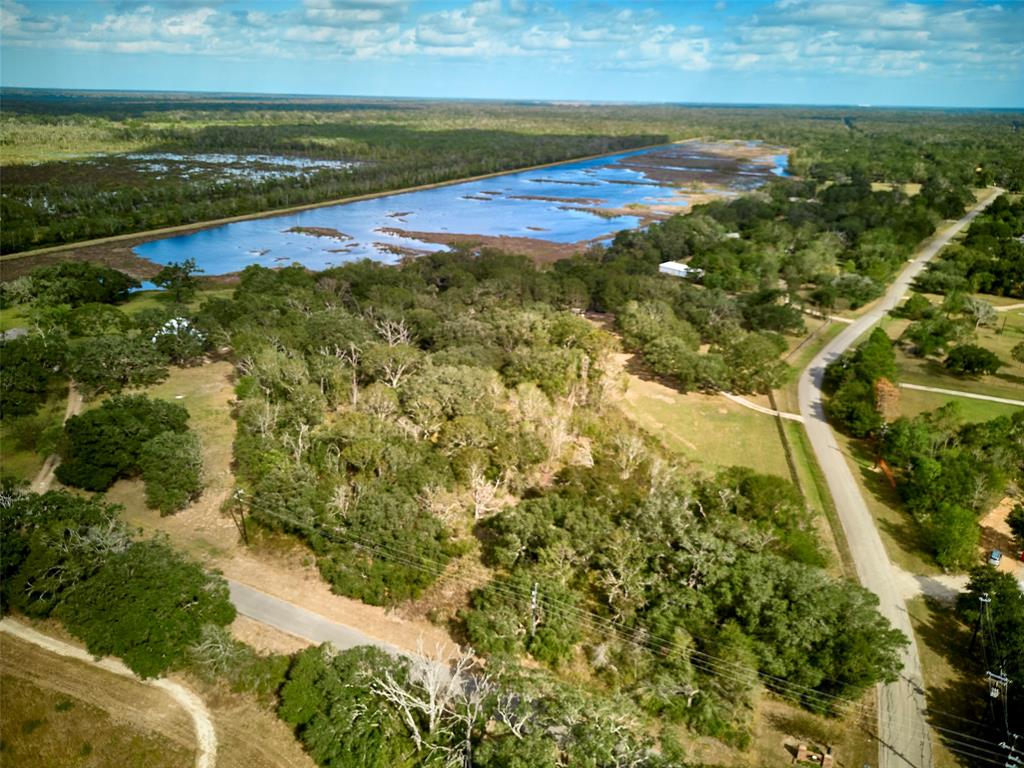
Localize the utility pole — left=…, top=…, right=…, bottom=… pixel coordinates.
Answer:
left=1001, top=732, right=1021, bottom=768
left=970, top=592, right=991, bottom=651
left=530, top=582, right=539, bottom=638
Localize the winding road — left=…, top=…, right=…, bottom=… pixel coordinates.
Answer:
left=797, top=188, right=1001, bottom=768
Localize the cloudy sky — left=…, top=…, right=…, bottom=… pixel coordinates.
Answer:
left=1, top=0, right=1021, bottom=107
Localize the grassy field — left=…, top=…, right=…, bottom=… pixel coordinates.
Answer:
left=896, top=386, right=1020, bottom=422
left=617, top=376, right=792, bottom=478
left=892, top=297, right=1024, bottom=402
left=0, top=634, right=194, bottom=768
left=905, top=596, right=1003, bottom=768
left=677, top=694, right=875, bottom=768
left=103, top=360, right=239, bottom=561
left=0, top=389, right=67, bottom=483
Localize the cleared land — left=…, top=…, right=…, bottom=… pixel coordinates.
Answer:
left=611, top=350, right=791, bottom=478
left=0, top=633, right=195, bottom=768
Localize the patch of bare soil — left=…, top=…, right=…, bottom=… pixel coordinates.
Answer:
left=615, top=140, right=787, bottom=189
left=0, top=633, right=196, bottom=752
left=0, top=238, right=162, bottom=281
left=979, top=497, right=1024, bottom=577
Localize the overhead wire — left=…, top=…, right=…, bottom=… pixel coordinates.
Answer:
left=249, top=504, right=1010, bottom=762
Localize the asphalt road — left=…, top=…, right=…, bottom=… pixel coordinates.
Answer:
left=227, top=580, right=406, bottom=657
left=797, top=189, right=1001, bottom=768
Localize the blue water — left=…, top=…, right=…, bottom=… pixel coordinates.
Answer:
left=135, top=145, right=787, bottom=274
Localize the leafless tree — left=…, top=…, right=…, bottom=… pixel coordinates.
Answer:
left=373, top=316, right=414, bottom=347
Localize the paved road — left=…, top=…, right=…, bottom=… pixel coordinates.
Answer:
left=797, top=189, right=1001, bottom=768
left=228, top=580, right=406, bottom=657
left=897, top=382, right=1024, bottom=408
left=0, top=618, right=217, bottom=768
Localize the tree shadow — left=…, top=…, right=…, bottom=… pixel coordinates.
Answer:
left=906, top=597, right=1004, bottom=764
left=847, top=439, right=935, bottom=563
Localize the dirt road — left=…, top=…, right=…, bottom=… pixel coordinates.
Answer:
left=0, top=618, right=217, bottom=768
left=797, top=188, right=1001, bottom=768
left=30, top=382, right=82, bottom=494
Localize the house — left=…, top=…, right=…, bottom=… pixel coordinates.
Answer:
left=658, top=261, right=704, bottom=279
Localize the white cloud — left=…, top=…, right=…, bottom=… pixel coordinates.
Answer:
left=0, top=0, right=1018, bottom=86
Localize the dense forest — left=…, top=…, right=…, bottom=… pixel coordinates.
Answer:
left=916, top=193, right=1024, bottom=297
left=2, top=90, right=1022, bottom=252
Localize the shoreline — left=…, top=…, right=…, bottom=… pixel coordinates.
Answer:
left=0, top=138, right=788, bottom=280
left=1, top=139, right=685, bottom=267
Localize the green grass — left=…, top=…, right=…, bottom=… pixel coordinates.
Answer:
left=102, top=360, right=238, bottom=560
left=893, top=301, right=1024, bottom=402
left=0, top=392, right=67, bottom=483
left=783, top=421, right=855, bottom=580
left=774, top=319, right=845, bottom=413
left=619, top=384, right=792, bottom=478
left=897, top=387, right=1020, bottom=422
left=0, top=674, right=192, bottom=768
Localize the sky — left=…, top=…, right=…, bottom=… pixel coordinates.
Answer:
left=1, top=0, right=1021, bottom=108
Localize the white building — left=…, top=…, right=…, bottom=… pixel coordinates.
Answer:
left=658, top=261, right=704, bottom=279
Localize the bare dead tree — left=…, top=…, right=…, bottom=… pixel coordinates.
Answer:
left=373, top=316, right=414, bottom=347
left=468, top=463, right=505, bottom=521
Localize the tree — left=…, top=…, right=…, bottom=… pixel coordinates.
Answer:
left=57, top=538, right=235, bottom=678
left=957, top=566, right=1024, bottom=711
left=28, top=262, right=139, bottom=307
left=1012, top=340, right=1024, bottom=365
left=944, top=345, right=1002, bottom=377
left=153, top=259, right=203, bottom=303
left=314, top=488, right=453, bottom=606
left=1008, top=504, right=1024, bottom=549
left=67, top=335, right=169, bottom=396
left=56, top=395, right=190, bottom=491
left=279, top=645, right=416, bottom=768
left=0, top=335, right=66, bottom=417
left=139, top=431, right=203, bottom=514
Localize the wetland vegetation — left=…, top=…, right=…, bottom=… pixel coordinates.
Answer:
left=3, top=90, right=1023, bottom=255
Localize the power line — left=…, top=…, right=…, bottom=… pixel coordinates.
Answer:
left=248, top=504, right=1009, bottom=763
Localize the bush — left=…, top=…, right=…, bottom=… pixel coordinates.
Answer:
left=139, top=431, right=203, bottom=514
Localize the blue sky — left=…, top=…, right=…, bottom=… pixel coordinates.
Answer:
left=1, top=0, right=1021, bottom=107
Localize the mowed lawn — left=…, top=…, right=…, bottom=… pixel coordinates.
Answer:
left=897, top=386, right=1020, bottom=422
left=893, top=300, right=1024, bottom=402
left=617, top=375, right=791, bottom=478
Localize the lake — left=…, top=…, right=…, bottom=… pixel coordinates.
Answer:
left=134, top=142, right=788, bottom=275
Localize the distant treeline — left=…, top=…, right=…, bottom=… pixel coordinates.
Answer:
left=2, top=96, right=1022, bottom=253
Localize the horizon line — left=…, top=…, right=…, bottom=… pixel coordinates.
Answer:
left=2, top=85, right=1022, bottom=112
